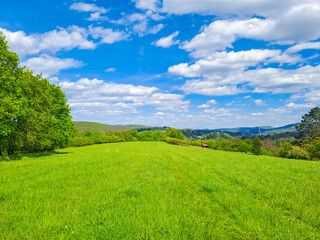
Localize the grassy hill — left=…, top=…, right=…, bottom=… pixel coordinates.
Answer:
left=216, top=123, right=299, bottom=135
left=1, top=142, right=319, bottom=239
left=74, top=121, right=150, bottom=132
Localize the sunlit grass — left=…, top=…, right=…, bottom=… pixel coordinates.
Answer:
left=1, top=142, right=319, bottom=239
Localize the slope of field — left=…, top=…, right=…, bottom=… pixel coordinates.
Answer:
left=74, top=121, right=149, bottom=132
left=216, top=123, right=299, bottom=135
left=1, top=142, right=319, bottom=239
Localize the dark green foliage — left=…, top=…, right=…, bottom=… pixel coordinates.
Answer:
left=252, top=136, right=263, bottom=155
left=307, top=137, right=320, bottom=160
left=295, top=107, right=320, bottom=145
left=0, top=32, right=75, bottom=156
left=278, top=142, right=293, bottom=158
left=239, top=139, right=253, bottom=153
left=165, top=127, right=185, bottom=140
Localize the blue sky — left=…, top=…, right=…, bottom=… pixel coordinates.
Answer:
left=1, top=0, right=320, bottom=128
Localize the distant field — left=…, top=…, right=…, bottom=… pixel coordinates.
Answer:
left=74, top=121, right=150, bottom=132
left=1, top=142, right=319, bottom=239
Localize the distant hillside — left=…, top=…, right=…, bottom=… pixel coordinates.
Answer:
left=74, top=121, right=150, bottom=132
left=216, top=123, right=299, bottom=135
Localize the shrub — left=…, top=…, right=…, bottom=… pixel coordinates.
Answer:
left=288, top=146, right=310, bottom=160
left=165, top=127, right=185, bottom=140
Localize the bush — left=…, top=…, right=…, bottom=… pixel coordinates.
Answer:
left=278, top=142, right=309, bottom=160
left=166, top=127, right=185, bottom=140
left=206, top=139, right=217, bottom=149
left=165, top=137, right=184, bottom=145
left=288, top=146, right=310, bottom=160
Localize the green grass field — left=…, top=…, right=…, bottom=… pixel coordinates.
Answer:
left=1, top=142, right=320, bottom=239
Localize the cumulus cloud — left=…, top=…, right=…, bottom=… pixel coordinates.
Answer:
left=58, top=78, right=189, bottom=116
left=197, top=99, right=217, bottom=108
left=176, top=63, right=320, bottom=96
left=70, top=2, right=109, bottom=21
left=21, top=55, right=84, bottom=78
left=169, top=49, right=298, bottom=78
left=153, top=31, right=179, bottom=48
left=70, top=2, right=107, bottom=13
left=285, top=102, right=315, bottom=109
left=89, top=26, right=129, bottom=44
left=0, top=26, right=96, bottom=58
left=182, top=11, right=320, bottom=54
left=133, top=0, right=159, bottom=11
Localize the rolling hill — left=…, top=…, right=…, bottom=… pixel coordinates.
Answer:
left=215, top=123, right=299, bottom=135
left=74, top=121, right=150, bottom=132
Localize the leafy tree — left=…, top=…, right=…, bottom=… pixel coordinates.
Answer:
left=0, top=32, right=75, bottom=155
left=165, top=127, right=185, bottom=140
left=295, top=107, right=320, bottom=145
left=307, top=137, right=320, bottom=160
left=252, top=136, right=263, bottom=155
left=239, top=139, right=253, bottom=153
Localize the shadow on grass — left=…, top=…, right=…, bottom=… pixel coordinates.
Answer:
left=0, top=151, right=70, bottom=162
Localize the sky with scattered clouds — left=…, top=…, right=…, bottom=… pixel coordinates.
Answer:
left=1, top=0, right=320, bottom=128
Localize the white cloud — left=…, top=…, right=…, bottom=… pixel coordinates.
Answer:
left=169, top=49, right=296, bottom=78
left=254, top=99, right=266, bottom=106
left=181, top=80, right=246, bottom=96
left=292, top=90, right=320, bottom=103
left=133, top=0, right=159, bottom=11
left=197, top=104, right=210, bottom=108
left=58, top=78, right=189, bottom=116
left=286, top=102, right=315, bottom=109
left=153, top=31, right=179, bottom=48
left=105, top=68, right=116, bottom=72
left=207, top=99, right=217, bottom=105
left=159, top=0, right=297, bottom=16
left=87, top=12, right=109, bottom=21
left=251, top=112, right=265, bottom=116
left=110, top=11, right=164, bottom=36
left=286, top=41, right=320, bottom=53
left=178, top=64, right=320, bottom=96
left=197, top=99, right=217, bottom=108
left=89, top=26, right=129, bottom=44
left=70, top=2, right=107, bottom=13
left=21, top=54, right=83, bottom=78
left=182, top=10, right=320, bottom=54
left=0, top=26, right=96, bottom=58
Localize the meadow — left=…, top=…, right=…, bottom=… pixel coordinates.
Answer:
left=1, top=142, right=320, bottom=239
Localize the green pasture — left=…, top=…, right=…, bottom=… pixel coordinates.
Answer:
left=1, top=142, right=319, bottom=239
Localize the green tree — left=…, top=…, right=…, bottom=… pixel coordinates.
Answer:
left=295, top=107, right=320, bottom=145
left=0, top=32, right=75, bottom=155
left=165, top=127, right=185, bottom=140
left=307, top=137, right=320, bottom=160
left=252, top=136, right=263, bottom=155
